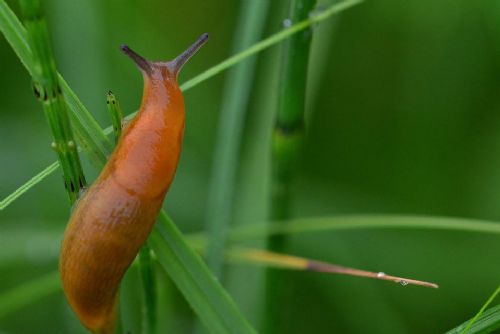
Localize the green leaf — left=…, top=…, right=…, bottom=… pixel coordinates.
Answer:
left=150, top=212, right=256, bottom=334
left=445, top=304, right=500, bottom=334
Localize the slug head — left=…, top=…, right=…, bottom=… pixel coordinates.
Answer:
left=120, top=33, right=209, bottom=82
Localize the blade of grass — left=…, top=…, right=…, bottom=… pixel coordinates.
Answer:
left=0, top=161, right=58, bottom=210
left=187, top=215, right=500, bottom=249
left=0, top=0, right=364, bottom=210
left=150, top=212, right=256, bottom=334
left=204, top=0, right=269, bottom=277
left=446, top=285, right=500, bottom=334
left=19, top=0, right=87, bottom=203
left=446, top=304, right=500, bottom=334
left=227, top=248, right=438, bottom=288
left=138, top=245, right=157, bottom=334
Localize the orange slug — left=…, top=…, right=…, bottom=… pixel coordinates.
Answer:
left=59, top=33, right=209, bottom=334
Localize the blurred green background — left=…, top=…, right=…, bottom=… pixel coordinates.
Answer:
left=1, top=0, right=499, bottom=333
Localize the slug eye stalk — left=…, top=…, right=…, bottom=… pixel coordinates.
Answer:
left=121, top=33, right=209, bottom=79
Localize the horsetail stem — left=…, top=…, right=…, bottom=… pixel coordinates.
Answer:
left=19, top=0, right=86, bottom=203
left=106, top=91, right=124, bottom=144
left=265, top=0, right=317, bottom=332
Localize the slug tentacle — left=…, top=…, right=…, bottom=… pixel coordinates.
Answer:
left=121, top=33, right=209, bottom=81
left=60, top=34, right=208, bottom=334
left=168, top=32, right=209, bottom=79
left=120, top=45, right=153, bottom=75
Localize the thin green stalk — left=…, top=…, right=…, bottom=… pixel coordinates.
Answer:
left=150, top=212, right=256, bottom=334
left=0, top=0, right=113, bottom=170
left=265, top=0, right=317, bottom=332
left=187, top=215, right=500, bottom=251
left=459, top=285, right=500, bottom=334
left=138, top=245, right=157, bottom=334
left=446, top=304, right=500, bottom=334
left=106, top=91, right=124, bottom=144
left=205, top=0, right=269, bottom=277
left=19, top=0, right=86, bottom=203
left=269, top=0, right=316, bottom=247
left=0, top=161, right=58, bottom=210
left=0, top=0, right=364, bottom=210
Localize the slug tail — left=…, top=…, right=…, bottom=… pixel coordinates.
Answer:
left=88, top=297, right=118, bottom=334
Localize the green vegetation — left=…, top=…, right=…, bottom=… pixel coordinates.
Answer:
left=0, top=0, right=499, bottom=333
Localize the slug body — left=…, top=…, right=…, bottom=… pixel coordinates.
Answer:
left=59, top=34, right=208, bottom=334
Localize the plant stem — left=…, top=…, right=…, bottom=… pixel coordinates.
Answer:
left=205, top=0, right=269, bottom=278
left=445, top=305, right=500, bottom=334
left=138, top=245, right=156, bottom=334
left=265, top=0, right=316, bottom=332
left=18, top=0, right=86, bottom=203
left=460, top=285, right=500, bottom=334
left=0, top=0, right=113, bottom=170
left=106, top=91, right=124, bottom=144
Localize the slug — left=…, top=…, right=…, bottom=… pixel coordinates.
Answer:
left=59, top=33, right=209, bottom=334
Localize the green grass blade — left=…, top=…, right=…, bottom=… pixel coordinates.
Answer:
left=0, top=0, right=363, bottom=209
left=446, top=304, right=500, bottom=334
left=138, top=245, right=157, bottom=334
left=204, top=0, right=269, bottom=277
left=0, top=161, right=59, bottom=210
left=0, top=271, right=60, bottom=319
left=461, top=285, right=500, bottom=334
left=150, top=212, right=256, bottom=334
left=444, top=285, right=500, bottom=334
left=187, top=215, right=500, bottom=249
